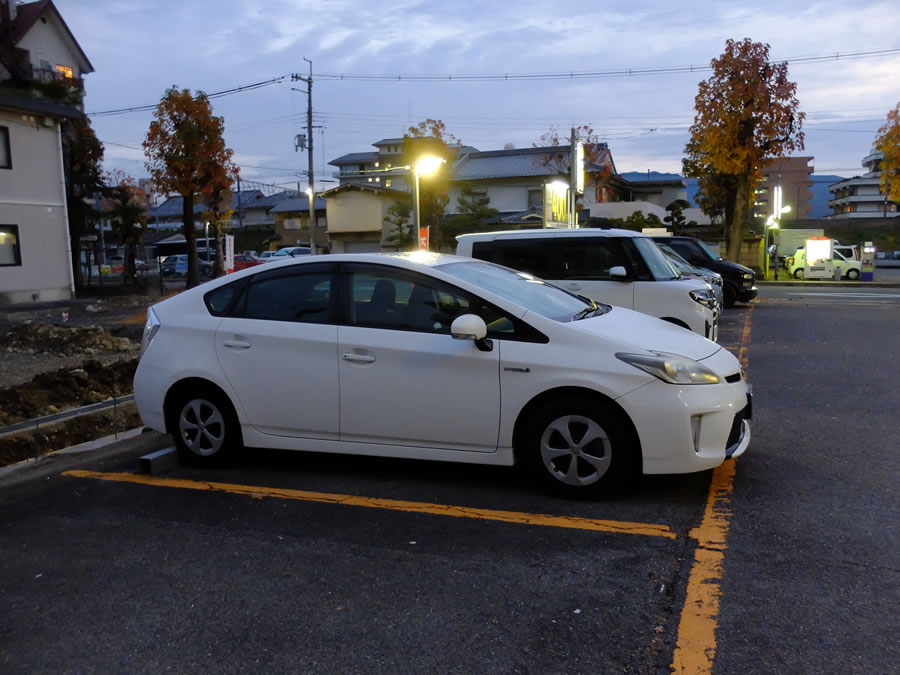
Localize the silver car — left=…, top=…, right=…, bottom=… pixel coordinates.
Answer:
left=657, top=243, right=724, bottom=312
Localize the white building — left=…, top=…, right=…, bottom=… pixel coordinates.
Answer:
left=827, top=150, right=898, bottom=219
left=0, top=0, right=93, bottom=304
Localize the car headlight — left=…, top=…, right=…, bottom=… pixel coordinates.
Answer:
left=140, top=306, right=161, bottom=357
left=615, top=351, right=721, bottom=385
left=689, top=288, right=717, bottom=309
left=742, top=272, right=753, bottom=280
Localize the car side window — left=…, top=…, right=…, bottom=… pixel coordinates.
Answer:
left=345, top=265, right=539, bottom=340
left=557, top=237, right=628, bottom=280
left=668, top=242, right=704, bottom=266
left=493, top=239, right=555, bottom=278
left=244, top=270, right=333, bottom=323
left=347, top=267, right=468, bottom=334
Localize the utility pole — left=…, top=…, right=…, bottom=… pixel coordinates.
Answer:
left=292, top=58, right=317, bottom=254
left=237, top=175, right=244, bottom=229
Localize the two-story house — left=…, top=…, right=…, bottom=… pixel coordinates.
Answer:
left=0, top=0, right=93, bottom=304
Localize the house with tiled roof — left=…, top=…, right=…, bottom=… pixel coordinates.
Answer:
left=146, top=190, right=265, bottom=230
left=0, top=0, right=92, bottom=303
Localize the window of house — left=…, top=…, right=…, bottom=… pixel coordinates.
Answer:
left=385, top=179, right=392, bottom=188
left=527, top=188, right=542, bottom=209
left=0, top=225, right=22, bottom=266
left=55, top=64, right=74, bottom=79
left=0, top=127, right=10, bottom=169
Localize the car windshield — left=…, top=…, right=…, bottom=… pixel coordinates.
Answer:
left=695, top=239, right=721, bottom=260
left=436, top=261, right=597, bottom=322
left=634, top=238, right=679, bottom=280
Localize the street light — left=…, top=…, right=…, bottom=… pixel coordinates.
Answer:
left=412, top=155, right=445, bottom=250
left=305, top=187, right=316, bottom=254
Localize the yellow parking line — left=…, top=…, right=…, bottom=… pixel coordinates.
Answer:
left=62, top=469, right=677, bottom=539
left=671, top=304, right=753, bottom=673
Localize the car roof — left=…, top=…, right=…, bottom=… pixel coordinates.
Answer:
left=457, top=228, right=649, bottom=241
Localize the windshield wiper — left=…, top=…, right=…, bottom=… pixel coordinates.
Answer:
left=572, top=300, right=604, bottom=321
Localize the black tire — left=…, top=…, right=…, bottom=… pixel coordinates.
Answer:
left=846, top=268, right=860, bottom=280
left=793, top=268, right=804, bottom=279
left=520, top=397, right=639, bottom=499
left=167, top=387, right=241, bottom=466
left=723, top=282, right=737, bottom=308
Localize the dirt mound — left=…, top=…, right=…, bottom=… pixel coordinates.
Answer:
left=0, top=323, right=138, bottom=357
left=0, top=358, right=138, bottom=426
left=0, top=404, right=143, bottom=468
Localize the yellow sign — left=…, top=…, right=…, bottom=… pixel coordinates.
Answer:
left=544, top=183, right=569, bottom=227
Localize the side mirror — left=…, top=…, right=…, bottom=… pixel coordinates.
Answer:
left=609, top=266, right=628, bottom=280
left=450, top=314, right=493, bottom=352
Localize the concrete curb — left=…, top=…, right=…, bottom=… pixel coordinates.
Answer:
left=757, top=280, right=900, bottom=288
left=0, top=428, right=171, bottom=487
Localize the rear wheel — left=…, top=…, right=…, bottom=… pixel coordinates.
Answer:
left=794, top=268, right=804, bottom=279
left=168, top=388, right=241, bottom=466
left=521, top=397, right=638, bottom=498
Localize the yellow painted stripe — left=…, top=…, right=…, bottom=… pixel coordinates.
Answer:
left=671, top=305, right=753, bottom=673
left=62, top=469, right=677, bottom=539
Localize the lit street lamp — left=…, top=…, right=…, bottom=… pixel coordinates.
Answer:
left=412, top=155, right=445, bottom=249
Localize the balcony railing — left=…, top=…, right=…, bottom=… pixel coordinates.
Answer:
left=29, top=66, right=84, bottom=91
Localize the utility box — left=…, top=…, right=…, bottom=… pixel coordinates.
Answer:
left=861, top=242, right=876, bottom=281
left=804, top=237, right=834, bottom=279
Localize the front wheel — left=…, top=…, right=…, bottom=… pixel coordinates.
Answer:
left=521, top=398, right=638, bottom=498
left=168, top=388, right=241, bottom=466
left=794, top=268, right=805, bottom=279
left=846, top=268, right=860, bottom=280
left=722, top=283, right=737, bottom=308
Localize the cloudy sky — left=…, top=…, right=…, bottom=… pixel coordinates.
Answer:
left=57, top=0, right=900, bottom=192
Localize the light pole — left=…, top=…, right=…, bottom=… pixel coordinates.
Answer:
left=305, top=187, right=315, bottom=251
left=412, top=155, right=445, bottom=250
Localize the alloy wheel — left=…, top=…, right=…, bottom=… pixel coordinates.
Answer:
left=539, top=415, right=612, bottom=486
left=178, top=398, right=226, bottom=457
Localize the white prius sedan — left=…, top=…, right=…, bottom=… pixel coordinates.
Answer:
left=134, top=252, right=751, bottom=498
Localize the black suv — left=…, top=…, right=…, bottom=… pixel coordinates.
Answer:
left=651, top=236, right=757, bottom=308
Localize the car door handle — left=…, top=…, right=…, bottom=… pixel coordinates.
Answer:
left=342, top=352, right=375, bottom=363
left=223, top=339, right=252, bottom=350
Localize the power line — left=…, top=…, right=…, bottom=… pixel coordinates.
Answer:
left=87, top=76, right=287, bottom=117
left=316, top=48, right=900, bottom=82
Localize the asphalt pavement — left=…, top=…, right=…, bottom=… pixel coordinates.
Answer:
left=0, top=292, right=897, bottom=672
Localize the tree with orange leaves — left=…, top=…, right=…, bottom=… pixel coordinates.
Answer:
left=684, top=39, right=805, bottom=261
left=143, top=87, right=238, bottom=287
left=875, top=102, right=900, bottom=205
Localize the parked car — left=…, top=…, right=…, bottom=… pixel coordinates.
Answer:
left=134, top=253, right=751, bottom=498
left=258, top=251, right=278, bottom=262
left=785, top=248, right=861, bottom=279
left=233, top=254, right=263, bottom=271
left=456, top=229, right=719, bottom=341
left=657, top=243, right=724, bottom=312
left=270, top=246, right=312, bottom=261
left=650, top=236, right=757, bottom=308
left=162, top=254, right=188, bottom=277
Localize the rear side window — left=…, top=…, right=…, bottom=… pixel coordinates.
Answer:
left=492, top=238, right=555, bottom=278
left=245, top=270, right=333, bottom=323
left=204, top=279, right=247, bottom=316
left=667, top=241, right=705, bottom=267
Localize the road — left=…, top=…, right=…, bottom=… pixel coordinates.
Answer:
left=1, top=287, right=897, bottom=672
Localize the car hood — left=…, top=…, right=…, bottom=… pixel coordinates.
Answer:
left=569, top=306, right=720, bottom=361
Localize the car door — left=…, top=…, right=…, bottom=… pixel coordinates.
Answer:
left=214, top=262, right=340, bottom=439
left=337, top=263, right=501, bottom=452
left=555, top=236, right=635, bottom=309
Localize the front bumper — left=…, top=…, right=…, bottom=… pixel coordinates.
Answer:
left=737, top=285, right=758, bottom=302
left=617, top=350, right=751, bottom=474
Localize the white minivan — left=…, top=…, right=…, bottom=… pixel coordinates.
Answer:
left=456, top=229, right=719, bottom=341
